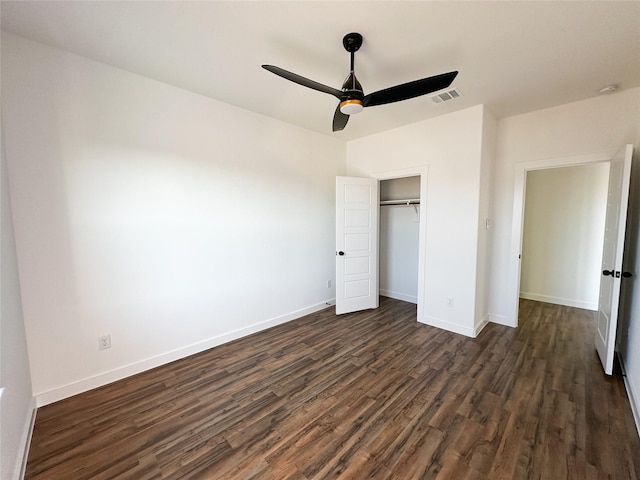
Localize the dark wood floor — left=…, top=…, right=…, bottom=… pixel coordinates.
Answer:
left=25, top=298, right=640, bottom=479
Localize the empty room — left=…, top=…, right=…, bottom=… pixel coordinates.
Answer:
left=2, top=1, right=640, bottom=479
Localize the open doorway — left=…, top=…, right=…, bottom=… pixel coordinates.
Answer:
left=519, top=163, right=610, bottom=310
left=379, top=176, right=421, bottom=304
left=509, top=146, right=633, bottom=375
left=506, top=152, right=614, bottom=327
left=373, top=166, right=428, bottom=320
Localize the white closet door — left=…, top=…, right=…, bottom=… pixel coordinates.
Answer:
left=335, top=176, right=379, bottom=315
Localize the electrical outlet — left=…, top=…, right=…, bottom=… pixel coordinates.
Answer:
left=327, top=280, right=332, bottom=288
left=447, top=298, right=454, bottom=308
left=98, top=334, right=111, bottom=350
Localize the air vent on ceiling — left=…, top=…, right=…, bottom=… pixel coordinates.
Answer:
left=430, top=88, right=462, bottom=104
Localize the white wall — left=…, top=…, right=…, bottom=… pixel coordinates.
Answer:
left=1, top=125, right=35, bottom=479
left=520, top=163, right=610, bottom=310
left=474, top=108, right=497, bottom=330
left=1, top=33, right=345, bottom=405
left=347, top=105, right=488, bottom=337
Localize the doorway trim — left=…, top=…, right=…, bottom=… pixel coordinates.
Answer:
left=507, top=152, right=612, bottom=327
left=371, top=166, right=428, bottom=320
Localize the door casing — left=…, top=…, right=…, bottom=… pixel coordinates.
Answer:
left=371, top=166, right=428, bottom=320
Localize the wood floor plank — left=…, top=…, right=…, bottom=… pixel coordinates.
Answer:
left=25, top=298, right=640, bottom=479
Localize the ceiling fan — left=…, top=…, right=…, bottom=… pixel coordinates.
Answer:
left=262, top=32, right=458, bottom=132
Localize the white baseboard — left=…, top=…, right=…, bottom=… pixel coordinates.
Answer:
left=619, top=355, right=640, bottom=438
left=489, top=313, right=515, bottom=327
left=17, top=397, right=37, bottom=480
left=420, top=315, right=476, bottom=338
left=519, top=292, right=597, bottom=311
left=35, top=300, right=333, bottom=407
left=474, top=314, right=490, bottom=337
left=380, top=289, right=418, bottom=304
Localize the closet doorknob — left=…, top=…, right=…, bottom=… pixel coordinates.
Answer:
left=337, top=251, right=345, bottom=256
left=602, top=269, right=614, bottom=277
left=622, top=271, right=633, bottom=278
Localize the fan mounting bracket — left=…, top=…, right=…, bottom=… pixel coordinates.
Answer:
left=343, top=33, right=363, bottom=53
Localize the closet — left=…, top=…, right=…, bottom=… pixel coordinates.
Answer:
left=379, top=176, right=420, bottom=304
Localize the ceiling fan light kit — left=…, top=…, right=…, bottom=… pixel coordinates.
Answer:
left=340, top=99, right=364, bottom=115
left=262, top=32, right=458, bottom=132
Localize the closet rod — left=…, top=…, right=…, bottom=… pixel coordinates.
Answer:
left=380, top=198, right=420, bottom=206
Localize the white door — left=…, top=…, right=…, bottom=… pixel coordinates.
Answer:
left=335, top=176, right=379, bottom=315
left=596, top=145, right=633, bottom=375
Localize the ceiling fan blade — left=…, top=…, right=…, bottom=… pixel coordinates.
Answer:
left=363, top=71, right=458, bottom=107
left=332, top=105, right=349, bottom=132
left=262, top=65, right=344, bottom=99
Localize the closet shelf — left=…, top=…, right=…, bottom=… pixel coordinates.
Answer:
left=380, top=198, right=420, bottom=206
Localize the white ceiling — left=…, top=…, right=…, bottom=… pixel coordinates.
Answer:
left=2, top=1, right=639, bottom=140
